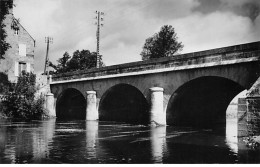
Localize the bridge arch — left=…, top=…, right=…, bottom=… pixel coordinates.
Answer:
left=166, top=76, right=244, bottom=130
left=99, top=83, right=150, bottom=124
left=56, top=88, right=86, bottom=120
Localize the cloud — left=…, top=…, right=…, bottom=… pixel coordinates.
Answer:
left=142, top=0, right=199, bottom=21
left=193, top=0, right=222, bottom=14
left=14, top=0, right=63, bottom=73
left=172, top=11, right=259, bottom=53
left=13, top=0, right=260, bottom=73
left=221, top=0, right=260, bottom=21
left=103, top=43, right=142, bottom=66
left=195, top=0, right=260, bottom=21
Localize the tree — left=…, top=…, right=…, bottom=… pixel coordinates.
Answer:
left=49, top=52, right=71, bottom=73
left=50, top=49, right=105, bottom=74
left=140, top=25, right=184, bottom=61
left=0, top=0, right=13, bottom=59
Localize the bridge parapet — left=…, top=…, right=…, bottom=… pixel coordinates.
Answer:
left=52, top=41, right=260, bottom=83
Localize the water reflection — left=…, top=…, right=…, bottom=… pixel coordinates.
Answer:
left=150, top=126, right=167, bottom=163
left=0, top=119, right=8, bottom=152
left=85, top=121, right=98, bottom=159
left=226, top=118, right=238, bottom=154
left=226, top=98, right=239, bottom=154
left=1, top=118, right=260, bottom=163
left=4, top=122, right=35, bottom=163
left=0, top=119, right=56, bottom=163
left=0, top=119, right=13, bottom=163
left=32, top=119, right=56, bottom=162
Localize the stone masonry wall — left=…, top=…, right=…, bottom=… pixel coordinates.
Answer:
left=0, top=12, right=35, bottom=83
left=35, top=74, right=50, bottom=97
left=238, top=98, right=248, bottom=137
left=246, top=97, right=260, bottom=136
left=246, top=76, right=260, bottom=136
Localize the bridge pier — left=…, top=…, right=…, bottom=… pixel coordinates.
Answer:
left=86, top=91, right=98, bottom=120
left=45, top=93, right=56, bottom=118
left=149, top=87, right=166, bottom=126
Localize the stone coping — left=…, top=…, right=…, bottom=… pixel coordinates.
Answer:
left=52, top=41, right=260, bottom=82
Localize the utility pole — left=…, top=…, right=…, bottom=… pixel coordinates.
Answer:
left=95, top=11, right=104, bottom=68
left=44, top=36, right=53, bottom=84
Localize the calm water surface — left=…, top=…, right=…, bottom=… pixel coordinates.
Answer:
left=0, top=118, right=259, bottom=164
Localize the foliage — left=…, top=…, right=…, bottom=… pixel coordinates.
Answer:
left=50, top=49, right=105, bottom=74
left=0, top=0, right=13, bottom=59
left=243, top=136, right=260, bottom=150
left=11, top=18, right=20, bottom=31
left=1, top=71, right=46, bottom=120
left=0, top=72, right=10, bottom=94
left=140, top=25, right=184, bottom=61
left=50, top=51, right=71, bottom=73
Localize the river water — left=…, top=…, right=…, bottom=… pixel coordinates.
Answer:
left=0, top=118, right=259, bottom=164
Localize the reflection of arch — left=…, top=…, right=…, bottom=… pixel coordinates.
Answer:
left=166, top=76, right=244, bottom=130
left=99, top=84, right=149, bottom=124
left=56, top=88, right=86, bottom=120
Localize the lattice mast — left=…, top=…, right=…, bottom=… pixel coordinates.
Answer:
left=95, top=11, right=104, bottom=68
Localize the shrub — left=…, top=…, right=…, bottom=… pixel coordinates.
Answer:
left=0, top=72, right=10, bottom=94
left=2, top=71, right=46, bottom=120
left=0, top=72, right=10, bottom=118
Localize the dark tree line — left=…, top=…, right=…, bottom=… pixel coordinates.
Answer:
left=49, top=49, right=105, bottom=74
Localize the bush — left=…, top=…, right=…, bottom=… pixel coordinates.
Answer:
left=1, top=71, right=46, bottom=120
left=0, top=72, right=10, bottom=118
left=0, top=72, right=10, bottom=94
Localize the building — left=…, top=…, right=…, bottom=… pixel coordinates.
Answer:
left=0, top=6, right=35, bottom=83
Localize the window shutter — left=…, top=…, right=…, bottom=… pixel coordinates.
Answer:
left=26, top=63, right=30, bottom=72
left=19, top=44, right=26, bottom=56
left=14, top=61, right=19, bottom=76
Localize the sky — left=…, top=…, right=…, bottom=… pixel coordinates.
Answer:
left=13, top=0, right=260, bottom=73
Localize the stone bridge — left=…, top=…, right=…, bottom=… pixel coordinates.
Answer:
left=49, top=41, right=260, bottom=133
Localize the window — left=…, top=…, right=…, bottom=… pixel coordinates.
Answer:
left=14, top=61, right=19, bottom=76
left=19, top=62, right=26, bottom=74
left=14, top=62, right=30, bottom=76
left=14, top=29, right=19, bottom=35
left=19, top=44, right=26, bottom=57
left=26, top=63, right=30, bottom=72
